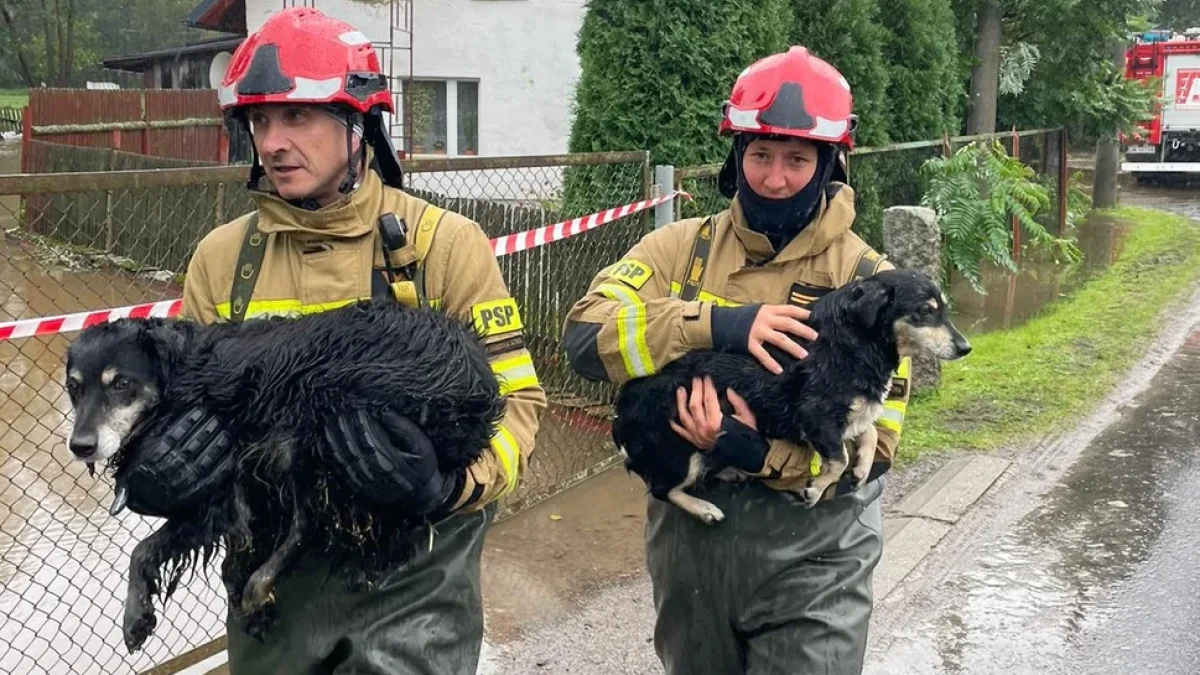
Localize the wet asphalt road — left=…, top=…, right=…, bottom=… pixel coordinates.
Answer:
left=865, top=183, right=1200, bottom=675
left=866, top=329, right=1200, bottom=675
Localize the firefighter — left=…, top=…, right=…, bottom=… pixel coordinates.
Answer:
left=563, top=46, right=910, bottom=674
left=112, top=7, right=545, bottom=673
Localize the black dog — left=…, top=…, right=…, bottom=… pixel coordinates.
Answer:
left=63, top=298, right=504, bottom=652
left=613, top=268, right=971, bottom=524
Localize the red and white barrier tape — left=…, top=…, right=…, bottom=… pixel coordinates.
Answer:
left=489, top=190, right=687, bottom=256
left=0, top=190, right=690, bottom=341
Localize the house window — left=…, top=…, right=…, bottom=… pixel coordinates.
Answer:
left=407, top=79, right=479, bottom=156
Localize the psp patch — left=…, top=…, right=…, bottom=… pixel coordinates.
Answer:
left=609, top=259, right=653, bottom=290
left=472, top=298, right=524, bottom=336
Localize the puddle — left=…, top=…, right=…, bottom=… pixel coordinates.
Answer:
left=949, top=181, right=1200, bottom=335
left=948, top=213, right=1132, bottom=334
left=1, top=228, right=210, bottom=674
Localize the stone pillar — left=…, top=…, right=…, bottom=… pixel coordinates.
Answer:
left=882, top=206, right=943, bottom=391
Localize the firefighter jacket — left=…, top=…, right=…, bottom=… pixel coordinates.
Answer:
left=563, top=184, right=910, bottom=495
left=179, top=167, right=547, bottom=512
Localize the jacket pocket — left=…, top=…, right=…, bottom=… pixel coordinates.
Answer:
left=300, top=246, right=368, bottom=309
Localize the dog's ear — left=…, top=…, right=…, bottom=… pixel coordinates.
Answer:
left=852, top=284, right=894, bottom=328
left=136, top=320, right=189, bottom=383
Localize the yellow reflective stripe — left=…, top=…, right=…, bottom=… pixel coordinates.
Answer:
left=878, top=404, right=906, bottom=433
left=215, top=297, right=363, bottom=320
left=597, top=283, right=655, bottom=378
left=596, top=282, right=642, bottom=307
left=490, top=425, right=520, bottom=496
left=809, top=452, right=822, bottom=477
left=615, top=303, right=654, bottom=377
left=492, top=353, right=539, bottom=396
left=879, top=356, right=911, bottom=433
left=668, top=281, right=742, bottom=307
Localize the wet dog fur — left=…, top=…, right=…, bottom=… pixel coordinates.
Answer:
left=613, top=268, right=972, bottom=524
left=63, top=298, right=504, bottom=652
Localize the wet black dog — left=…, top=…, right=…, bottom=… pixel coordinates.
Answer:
left=613, top=268, right=971, bottom=524
left=63, top=299, right=504, bottom=652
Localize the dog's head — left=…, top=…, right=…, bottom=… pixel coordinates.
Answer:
left=63, top=318, right=190, bottom=466
left=845, top=268, right=972, bottom=361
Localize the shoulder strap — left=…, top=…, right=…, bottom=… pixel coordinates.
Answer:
left=411, top=204, right=446, bottom=308
left=678, top=216, right=714, bottom=302
left=381, top=204, right=447, bottom=308
left=228, top=212, right=264, bottom=324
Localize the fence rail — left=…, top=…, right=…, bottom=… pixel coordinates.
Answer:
left=23, top=89, right=235, bottom=165
left=0, top=150, right=649, bottom=675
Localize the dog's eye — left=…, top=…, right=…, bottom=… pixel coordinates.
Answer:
left=110, top=377, right=131, bottom=391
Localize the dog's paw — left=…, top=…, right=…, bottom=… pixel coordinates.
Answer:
left=695, top=501, right=726, bottom=525
left=123, top=603, right=157, bottom=653
left=800, top=486, right=823, bottom=508
left=240, top=572, right=276, bottom=620
left=852, top=466, right=871, bottom=489
left=241, top=604, right=276, bottom=643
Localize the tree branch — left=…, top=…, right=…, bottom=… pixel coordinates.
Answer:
left=0, top=1, right=38, bottom=87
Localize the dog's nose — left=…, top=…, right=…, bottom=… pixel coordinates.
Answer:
left=955, top=338, right=973, bottom=357
left=70, top=434, right=98, bottom=459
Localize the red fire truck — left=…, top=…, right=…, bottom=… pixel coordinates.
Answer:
left=1122, top=28, right=1200, bottom=181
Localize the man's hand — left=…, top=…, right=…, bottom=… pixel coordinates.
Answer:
left=322, top=410, right=459, bottom=514
left=747, top=305, right=818, bottom=374
left=118, top=407, right=236, bottom=518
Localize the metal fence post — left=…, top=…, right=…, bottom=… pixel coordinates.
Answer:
left=654, top=164, right=675, bottom=229
left=1058, top=127, right=1069, bottom=236
left=1011, top=125, right=1021, bottom=262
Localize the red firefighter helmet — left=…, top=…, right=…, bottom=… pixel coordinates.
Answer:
left=718, top=46, right=857, bottom=150
left=218, top=7, right=392, bottom=115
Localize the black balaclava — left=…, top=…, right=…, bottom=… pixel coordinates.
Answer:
left=720, top=135, right=837, bottom=251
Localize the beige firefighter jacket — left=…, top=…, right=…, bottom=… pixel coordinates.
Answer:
left=180, top=167, right=547, bottom=512
left=563, top=184, right=910, bottom=494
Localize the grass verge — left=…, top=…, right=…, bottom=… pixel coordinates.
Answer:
left=0, top=88, right=27, bottom=108
left=900, top=206, right=1200, bottom=464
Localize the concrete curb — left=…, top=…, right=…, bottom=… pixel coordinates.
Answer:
left=874, top=454, right=1011, bottom=601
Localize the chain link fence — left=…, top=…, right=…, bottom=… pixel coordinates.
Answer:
left=675, top=128, right=1072, bottom=252
left=0, top=146, right=650, bottom=674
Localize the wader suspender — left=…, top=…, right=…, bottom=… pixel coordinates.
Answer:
left=849, top=246, right=887, bottom=282
left=228, top=213, right=264, bottom=324
left=678, top=216, right=715, bottom=302
left=227, top=204, right=446, bottom=323
left=375, top=205, right=446, bottom=309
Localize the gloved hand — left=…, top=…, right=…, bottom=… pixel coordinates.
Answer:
left=709, top=416, right=770, bottom=474
left=322, top=410, right=461, bottom=514
left=115, top=407, right=236, bottom=518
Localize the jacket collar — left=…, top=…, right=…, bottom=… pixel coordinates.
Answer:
left=729, top=183, right=857, bottom=265
left=249, top=152, right=385, bottom=241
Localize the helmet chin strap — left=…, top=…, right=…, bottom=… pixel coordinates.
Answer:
left=335, top=109, right=366, bottom=196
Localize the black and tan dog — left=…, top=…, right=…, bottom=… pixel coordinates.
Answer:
left=63, top=299, right=504, bottom=652
left=613, top=268, right=971, bottom=524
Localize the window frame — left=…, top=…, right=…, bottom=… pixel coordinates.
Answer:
left=405, top=78, right=480, bottom=157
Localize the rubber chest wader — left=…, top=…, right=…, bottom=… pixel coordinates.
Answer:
left=222, top=207, right=495, bottom=675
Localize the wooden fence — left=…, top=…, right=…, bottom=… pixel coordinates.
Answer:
left=21, top=88, right=233, bottom=168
